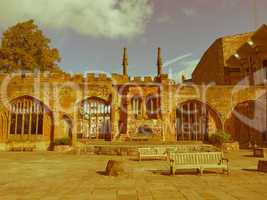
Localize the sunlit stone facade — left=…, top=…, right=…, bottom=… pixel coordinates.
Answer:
left=1, top=25, right=267, bottom=151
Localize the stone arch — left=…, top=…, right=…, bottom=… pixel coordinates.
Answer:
left=77, top=96, right=112, bottom=140
left=8, top=95, right=55, bottom=150
left=224, top=94, right=267, bottom=148
left=61, top=114, right=73, bottom=145
left=0, top=107, right=9, bottom=142
left=176, top=99, right=222, bottom=141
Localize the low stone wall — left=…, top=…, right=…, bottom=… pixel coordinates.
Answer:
left=0, top=141, right=50, bottom=152
left=75, top=143, right=217, bottom=156
left=54, top=145, right=73, bottom=152
left=0, top=143, right=8, bottom=151
left=221, top=142, right=240, bottom=153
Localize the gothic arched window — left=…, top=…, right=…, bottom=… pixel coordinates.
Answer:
left=146, top=94, right=159, bottom=119
left=131, top=96, right=142, bottom=117
left=79, top=97, right=111, bottom=140
left=9, top=96, right=45, bottom=136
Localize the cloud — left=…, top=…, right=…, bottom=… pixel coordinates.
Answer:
left=167, top=58, right=199, bottom=82
left=0, top=0, right=153, bottom=39
left=181, top=8, right=197, bottom=17
left=221, top=0, right=241, bottom=9
left=163, top=53, right=192, bottom=68
left=156, top=15, right=171, bottom=24
left=177, top=59, right=199, bottom=81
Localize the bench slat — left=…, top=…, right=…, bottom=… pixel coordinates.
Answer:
left=170, top=152, right=229, bottom=175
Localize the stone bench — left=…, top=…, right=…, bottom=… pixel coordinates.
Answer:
left=169, top=152, right=230, bottom=175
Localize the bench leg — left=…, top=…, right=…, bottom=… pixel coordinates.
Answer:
left=138, top=153, right=141, bottom=161
left=224, top=168, right=230, bottom=176
left=170, top=166, right=175, bottom=175
left=199, top=168, right=204, bottom=175
left=222, top=166, right=230, bottom=175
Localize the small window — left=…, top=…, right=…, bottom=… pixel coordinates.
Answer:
left=131, top=96, right=142, bottom=117
left=146, top=95, right=159, bottom=119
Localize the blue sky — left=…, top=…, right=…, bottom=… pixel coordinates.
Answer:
left=0, top=0, right=267, bottom=81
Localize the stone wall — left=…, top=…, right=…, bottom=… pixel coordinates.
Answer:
left=192, top=39, right=225, bottom=85
left=0, top=72, right=266, bottom=149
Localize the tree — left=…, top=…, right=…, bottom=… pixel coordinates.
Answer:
left=0, top=20, right=61, bottom=72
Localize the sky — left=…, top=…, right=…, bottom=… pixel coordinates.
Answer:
left=0, top=0, right=267, bottom=81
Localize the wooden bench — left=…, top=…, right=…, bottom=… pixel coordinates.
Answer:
left=137, top=145, right=214, bottom=161
left=169, top=152, right=229, bottom=175
left=137, top=147, right=170, bottom=161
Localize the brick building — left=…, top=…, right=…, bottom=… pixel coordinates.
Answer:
left=192, top=25, right=267, bottom=85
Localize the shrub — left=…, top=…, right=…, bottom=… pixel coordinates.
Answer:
left=209, top=131, right=232, bottom=145
left=54, top=138, right=71, bottom=146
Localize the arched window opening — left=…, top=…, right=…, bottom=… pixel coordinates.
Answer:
left=176, top=100, right=221, bottom=141
left=79, top=97, right=111, bottom=140
left=146, top=95, right=159, bottom=119
left=131, top=96, right=142, bottom=117
left=9, top=97, right=45, bottom=136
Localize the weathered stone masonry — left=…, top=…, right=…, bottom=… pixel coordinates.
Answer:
left=0, top=71, right=266, bottom=150
left=2, top=24, right=267, bottom=150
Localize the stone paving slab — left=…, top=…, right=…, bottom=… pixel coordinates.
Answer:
left=0, top=150, right=266, bottom=200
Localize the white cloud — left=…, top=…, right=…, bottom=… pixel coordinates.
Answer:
left=167, top=59, right=199, bottom=83
left=163, top=53, right=192, bottom=68
left=0, top=0, right=153, bottom=39
left=181, top=8, right=197, bottom=17
left=156, top=15, right=171, bottom=24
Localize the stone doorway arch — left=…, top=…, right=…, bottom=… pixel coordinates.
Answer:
left=176, top=100, right=222, bottom=141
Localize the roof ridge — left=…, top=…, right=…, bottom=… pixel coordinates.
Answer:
left=221, top=31, right=254, bottom=40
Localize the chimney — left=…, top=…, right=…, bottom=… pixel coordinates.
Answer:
left=122, top=48, right=128, bottom=76
left=157, top=47, right=163, bottom=76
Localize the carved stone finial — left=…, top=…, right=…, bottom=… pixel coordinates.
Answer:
left=157, top=47, right=163, bottom=76
left=122, top=48, right=128, bottom=76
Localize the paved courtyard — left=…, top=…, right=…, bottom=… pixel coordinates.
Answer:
left=0, top=150, right=266, bottom=200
